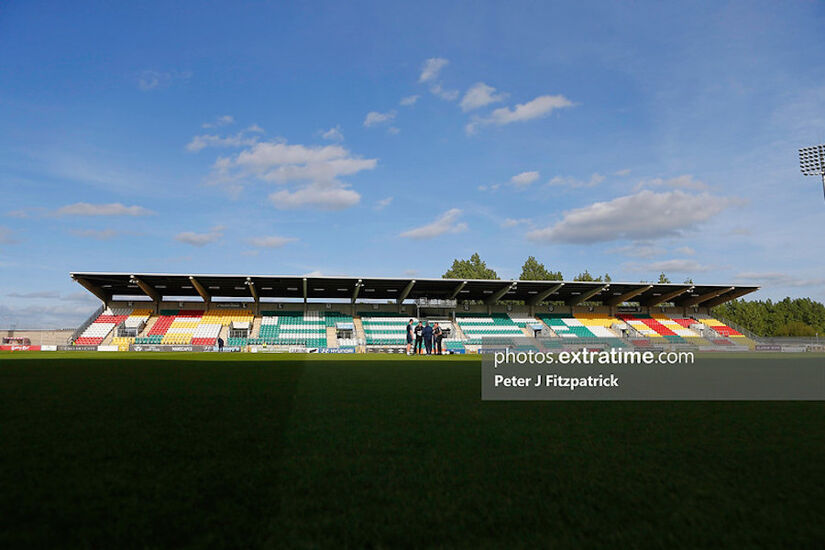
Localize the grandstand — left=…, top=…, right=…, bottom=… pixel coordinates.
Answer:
left=58, top=272, right=762, bottom=352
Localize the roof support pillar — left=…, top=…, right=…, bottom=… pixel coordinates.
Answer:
left=528, top=283, right=564, bottom=306
left=73, top=276, right=109, bottom=306
left=246, top=277, right=260, bottom=316
left=485, top=282, right=516, bottom=305
left=605, top=285, right=652, bottom=307
left=702, top=287, right=758, bottom=309
left=640, top=286, right=692, bottom=308
left=397, top=280, right=415, bottom=305
left=351, top=279, right=362, bottom=304
left=449, top=281, right=467, bottom=300
left=566, top=284, right=608, bottom=307
left=189, top=276, right=211, bottom=306
left=677, top=287, right=735, bottom=308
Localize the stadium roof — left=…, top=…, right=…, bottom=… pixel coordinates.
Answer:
left=70, top=272, right=759, bottom=308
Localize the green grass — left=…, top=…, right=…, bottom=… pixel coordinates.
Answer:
left=1, top=353, right=823, bottom=548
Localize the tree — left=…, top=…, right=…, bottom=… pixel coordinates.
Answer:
left=775, top=321, right=816, bottom=337
left=684, top=278, right=694, bottom=284
left=574, top=270, right=595, bottom=282
left=713, top=297, right=825, bottom=337
left=443, top=253, right=499, bottom=280
left=519, top=256, right=562, bottom=281
left=574, top=270, right=609, bottom=282
left=658, top=272, right=671, bottom=283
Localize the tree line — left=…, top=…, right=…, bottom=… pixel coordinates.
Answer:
left=442, top=253, right=824, bottom=337
left=712, top=298, right=825, bottom=338
left=442, top=253, right=675, bottom=284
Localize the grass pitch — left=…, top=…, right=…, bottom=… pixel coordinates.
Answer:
left=1, top=352, right=823, bottom=548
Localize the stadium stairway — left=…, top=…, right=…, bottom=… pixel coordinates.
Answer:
left=251, top=316, right=262, bottom=343
left=352, top=317, right=367, bottom=344
left=326, top=326, right=337, bottom=348
left=450, top=321, right=468, bottom=341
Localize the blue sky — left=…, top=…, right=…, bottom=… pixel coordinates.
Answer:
left=1, top=1, right=824, bottom=327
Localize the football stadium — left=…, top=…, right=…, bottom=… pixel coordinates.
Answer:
left=3, top=1, right=825, bottom=548
left=5, top=272, right=767, bottom=353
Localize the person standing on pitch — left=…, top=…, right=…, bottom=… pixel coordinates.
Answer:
left=217, top=336, right=224, bottom=352
left=423, top=321, right=433, bottom=355
left=433, top=322, right=443, bottom=355
left=405, top=319, right=414, bottom=355
left=414, top=321, right=424, bottom=355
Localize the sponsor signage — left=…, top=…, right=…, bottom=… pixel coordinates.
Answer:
left=130, top=345, right=207, bottom=352
left=318, top=347, right=357, bottom=354
left=97, top=345, right=119, bottom=352
left=0, top=345, right=41, bottom=351
left=288, top=347, right=319, bottom=353
left=755, top=344, right=782, bottom=352
left=249, top=347, right=289, bottom=353
left=367, top=346, right=406, bottom=354
left=57, top=345, right=98, bottom=351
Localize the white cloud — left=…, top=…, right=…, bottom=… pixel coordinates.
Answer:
left=608, top=242, right=666, bottom=259
left=248, top=235, right=297, bottom=248
left=6, top=209, right=36, bottom=219
left=400, top=95, right=420, bottom=106
left=627, top=259, right=714, bottom=273
left=614, top=168, right=632, bottom=176
left=501, top=217, right=532, bottom=228
left=419, top=58, right=449, bottom=83
left=207, top=140, right=376, bottom=209
left=547, top=173, right=605, bottom=189
left=174, top=225, right=224, bottom=247
left=138, top=70, right=191, bottom=91
left=375, top=197, right=393, bottom=210
left=400, top=208, right=467, bottom=239
left=387, top=126, right=401, bottom=135
left=0, top=301, right=102, bottom=329
left=467, top=94, right=574, bottom=134
left=460, top=82, right=508, bottom=112
left=321, top=126, right=344, bottom=142
left=7, top=290, right=60, bottom=299
left=675, top=246, right=696, bottom=256
left=733, top=272, right=825, bottom=288
left=55, top=203, right=154, bottom=217
left=429, top=83, right=459, bottom=101
left=269, top=182, right=360, bottom=210
left=363, top=110, right=397, bottom=127
left=202, top=115, right=235, bottom=129
left=186, top=130, right=261, bottom=152
left=69, top=228, right=119, bottom=240
left=635, top=174, right=709, bottom=192
left=510, top=171, right=540, bottom=188
left=527, top=190, right=735, bottom=244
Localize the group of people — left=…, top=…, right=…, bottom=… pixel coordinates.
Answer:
left=405, top=319, right=445, bottom=355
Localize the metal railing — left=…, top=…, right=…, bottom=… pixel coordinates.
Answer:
left=68, top=304, right=104, bottom=344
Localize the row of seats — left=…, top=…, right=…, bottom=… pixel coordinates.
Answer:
left=75, top=307, right=133, bottom=345
left=360, top=312, right=417, bottom=346
left=456, top=313, right=525, bottom=345
left=248, top=311, right=352, bottom=347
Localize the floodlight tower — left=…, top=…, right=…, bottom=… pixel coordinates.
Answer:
left=799, top=144, right=825, bottom=201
